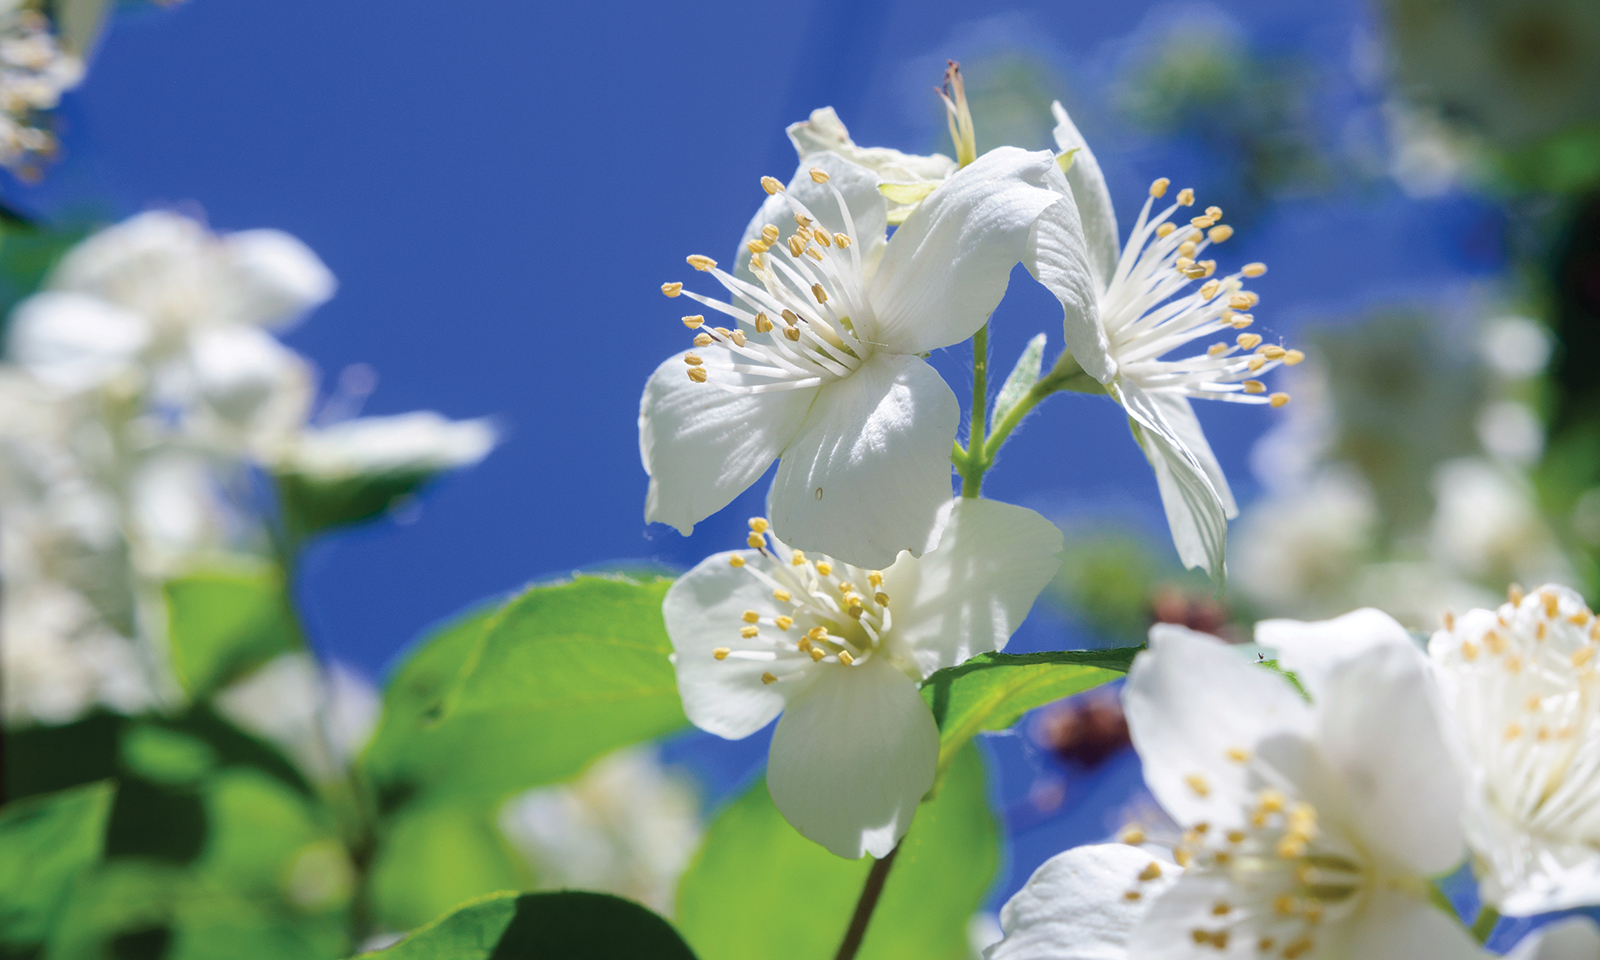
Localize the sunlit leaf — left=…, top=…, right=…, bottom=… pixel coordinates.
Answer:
left=0, top=780, right=114, bottom=948
left=368, top=799, right=529, bottom=934
left=921, top=648, right=1138, bottom=774
left=676, top=745, right=997, bottom=960
left=359, top=890, right=697, bottom=959
left=991, top=334, right=1047, bottom=433
left=165, top=567, right=300, bottom=695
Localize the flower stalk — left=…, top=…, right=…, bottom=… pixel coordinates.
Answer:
left=833, top=843, right=901, bottom=960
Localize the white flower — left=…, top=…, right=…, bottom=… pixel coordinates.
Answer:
left=214, top=652, right=379, bottom=780
left=991, top=623, right=1478, bottom=960
left=6, top=291, right=149, bottom=392
left=1429, top=458, right=1572, bottom=590
left=1505, top=917, right=1600, bottom=960
left=1428, top=584, right=1600, bottom=915
left=1, top=580, right=154, bottom=725
left=279, top=411, right=497, bottom=481
left=0, top=1, right=83, bottom=172
left=785, top=107, right=957, bottom=223
left=500, top=746, right=701, bottom=918
left=640, top=147, right=1095, bottom=569
left=185, top=323, right=314, bottom=456
left=663, top=497, right=1063, bottom=858
left=1232, top=466, right=1378, bottom=618
left=1047, top=101, right=1301, bottom=580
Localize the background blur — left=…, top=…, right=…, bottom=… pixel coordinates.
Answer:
left=5, top=0, right=1599, bottom=953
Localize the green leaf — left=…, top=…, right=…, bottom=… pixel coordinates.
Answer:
left=676, top=745, right=997, bottom=960
left=990, top=332, right=1047, bottom=433
left=164, top=567, right=299, bottom=695
left=368, top=800, right=530, bottom=933
left=921, top=649, right=1139, bottom=773
left=277, top=468, right=439, bottom=541
left=0, top=780, right=115, bottom=947
left=360, top=891, right=697, bottom=959
left=366, top=576, right=688, bottom=806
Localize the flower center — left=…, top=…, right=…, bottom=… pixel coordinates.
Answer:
left=1441, top=586, right=1600, bottom=837
left=1102, top=178, right=1301, bottom=409
left=708, top=518, right=893, bottom=686
left=661, top=169, right=878, bottom=397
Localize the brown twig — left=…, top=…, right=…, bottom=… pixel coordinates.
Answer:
left=833, top=843, right=901, bottom=960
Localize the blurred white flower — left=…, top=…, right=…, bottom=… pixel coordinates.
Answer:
left=1480, top=316, right=1553, bottom=381
left=1049, top=101, right=1300, bottom=581
left=185, top=323, right=314, bottom=456
left=1430, top=458, right=1571, bottom=590
left=1506, top=917, right=1600, bottom=960
left=0, top=1, right=83, bottom=172
left=991, top=624, right=1476, bottom=960
left=785, top=107, right=957, bottom=224
left=500, top=747, right=701, bottom=917
left=1429, top=584, right=1600, bottom=915
left=280, top=411, right=496, bottom=481
left=1477, top=400, right=1545, bottom=465
left=663, top=498, right=1062, bottom=858
left=6, top=291, right=150, bottom=393
left=641, top=146, right=1095, bottom=569
left=214, top=653, right=379, bottom=780
left=1, top=580, right=153, bottom=724
left=1232, top=466, right=1378, bottom=618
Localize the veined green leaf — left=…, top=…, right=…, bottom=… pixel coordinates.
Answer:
left=0, top=780, right=114, bottom=947
left=921, top=648, right=1140, bottom=773
left=676, top=745, right=997, bottom=960
left=990, top=332, right=1048, bottom=433
left=358, top=891, right=697, bottom=959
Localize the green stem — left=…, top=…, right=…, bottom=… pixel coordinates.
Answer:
left=833, top=843, right=901, bottom=960
left=961, top=325, right=989, bottom=498
left=1471, top=906, right=1499, bottom=944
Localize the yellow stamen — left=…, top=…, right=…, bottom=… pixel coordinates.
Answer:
left=713, top=647, right=730, bottom=660
left=687, top=255, right=716, bottom=271
left=1176, top=187, right=1195, bottom=206
left=809, top=167, right=830, bottom=184
left=811, top=283, right=827, bottom=303
left=661, top=282, right=683, bottom=297
left=1269, top=393, right=1291, bottom=407
left=761, top=672, right=777, bottom=684
left=740, top=625, right=759, bottom=639
left=1243, top=380, right=1266, bottom=394
left=838, top=651, right=855, bottom=665
left=775, top=616, right=793, bottom=631
left=729, top=555, right=745, bottom=568
left=687, top=367, right=707, bottom=383
left=1150, top=177, right=1170, bottom=197
left=761, top=176, right=783, bottom=195
left=754, top=312, right=773, bottom=333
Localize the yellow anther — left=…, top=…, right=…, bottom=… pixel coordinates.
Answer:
left=1138, top=861, right=1163, bottom=881
left=753, top=312, right=774, bottom=334
left=1485, top=630, right=1508, bottom=654
left=1262, top=344, right=1287, bottom=360
left=809, top=167, right=830, bottom=184
left=1205, top=205, right=1222, bottom=218
left=1544, top=590, right=1561, bottom=618
left=848, top=606, right=864, bottom=619
left=1178, top=240, right=1198, bottom=258
left=761, top=176, right=783, bottom=195
left=1190, top=216, right=1215, bottom=229
left=868, top=571, right=883, bottom=586
left=791, top=550, right=806, bottom=566
left=756, top=223, right=778, bottom=244
left=713, top=647, right=730, bottom=660
left=1123, top=890, right=1142, bottom=901
left=1208, top=343, right=1227, bottom=357
left=1258, top=789, right=1286, bottom=813
left=1199, top=260, right=1217, bottom=277
left=1239, top=291, right=1260, bottom=307
left=1228, top=295, right=1252, bottom=310
left=774, top=616, right=793, bottom=631
left=740, top=625, right=759, bottom=639
left=1174, top=848, right=1192, bottom=867
left=1237, top=333, right=1262, bottom=349
left=1573, top=646, right=1594, bottom=667
left=693, top=332, right=713, bottom=346
left=1226, top=829, right=1246, bottom=844
left=806, top=246, right=823, bottom=261
left=1118, top=825, right=1146, bottom=845
left=807, top=626, right=827, bottom=640
left=793, top=213, right=811, bottom=227
left=809, top=647, right=825, bottom=661
left=1156, top=222, right=1176, bottom=238
left=687, top=353, right=709, bottom=367
left=783, top=325, right=801, bottom=341
left=811, top=283, right=827, bottom=303
left=687, top=367, right=708, bottom=383
left=787, top=235, right=805, bottom=257
left=1570, top=609, right=1592, bottom=625
left=814, top=229, right=832, bottom=248
left=1176, top=188, right=1195, bottom=206
left=685, top=316, right=709, bottom=331
left=1258, top=937, right=1276, bottom=952
left=1176, top=257, right=1195, bottom=270
left=729, top=555, right=745, bottom=568
left=714, top=326, right=732, bottom=337
left=1284, top=936, right=1314, bottom=959
left=687, top=255, right=716, bottom=271
left=798, top=637, right=811, bottom=652
left=1526, top=694, right=1543, bottom=711
left=1212, top=902, right=1231, bottom=916
left=834, top=233, right=851, bottom=248
left=1539, top=620, right=1549, bottom=641
left=1199, top=279, right=1221, bottom=300
left=749, top=517, right=769, bottom=533
left=1184, top=773, right=1211, bottom=797
left=780, top=309, right=799, bottom=325
left=1225, top=746, right=1250, bottom=762
left=1505, top=723, right=1522, bottom=741
left=875, top=592, right=890, bottom=606
left=747, top=533, right=765, bottom=548
left=742, top=609, right=760, bottom=624
left=1243, top=380, right=1266, bottom=394
left=1460, top=640, right=1479, bottom=661
left=1273, top=895, right=1296, bottom=916
left=1229, top=314, right=1254, bottom=329
left=1269, top=393, right=1291, bottom=407
left=815, top=561, right=832, bottom=576
left=661, top=282, right=683, bottom=297
left=1208, top=225, right=1234, bottom=243
left=772, top=588, right=791, bottom=602
left=1248, top=357, right=1267, bottom=372
left=1241, top=262, right=1266, bottom=277
left=747, top=239, right=767, bottom=255
left=1303, top=903, right=1324, bottom=925
left=1510, top=583, right=1526, bottom=606
left=1150, top=177, right=1171, bottom=197
left=761, top=671, right=777, bottom=684
left=1283, top=349, right=1305, bottom=365
left=838, top=651, right=855, bottom=665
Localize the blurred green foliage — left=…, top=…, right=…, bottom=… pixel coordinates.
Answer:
left=360, top=891, right=697, bottom=959
left=165, top=567, right=301, bottom=696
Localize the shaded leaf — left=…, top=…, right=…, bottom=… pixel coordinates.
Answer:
left=0, top=780, right=114, bottom=947
left=676, top=745, right=997, bottom=960
left=921, top=648, right=1138, bottom=773
left=165, top=568, right=299, bottom=695
left=277, top=469, right=438, bottom=541
left=990, top=332, right=1047, bottom=432
left=360, top=891, right=696, bottom=959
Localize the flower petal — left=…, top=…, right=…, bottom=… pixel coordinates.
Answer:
left=221, top=229, right=337, bottom=329
left=765, top=654, right=938, bottom=859
left=1116, top=381, right=1228, bottom=581
left=1124, top=870, right=1251, bottom=959
left=1254, top=608, right=1414, bottom=699
left=1506, top=917, right=1600, bottom=960
left=988, top=843, right=1178, bottom=960
left=880, top=498, right=1064, bottom=678
left=1471, top=799, right=1600, bottom=915
left=1029, top=172, right=1112, bottom=383
left=733, top=149, right=889, bottom=296
left=1124, top=624, right=1313, bottom=827
left=662, top=550, right=808, bottom=740
left=7, top=291, right=150, bottom=392
left=1343, top=888, right=1484, bottom=960
left=1050, top=101, right=1119, bottom=294
left=768, top=352, right=957, bottom=570
left=870, top=147, right=1072, bottom=354
left=1313, top=639, right=1465, bottom=876
left=1146, top=391, right=1235, bottom=518
left=639, top=346, right=816, bottom=536
left=787, top=107, right=957, bottom=182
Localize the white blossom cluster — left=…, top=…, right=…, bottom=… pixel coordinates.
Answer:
left=0, top=0, right=83, bottom=174
left=0, top=211, right=495, bottom=724
left=986, top=587, right=1600, bottom=959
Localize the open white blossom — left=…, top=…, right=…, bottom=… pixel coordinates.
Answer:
left=500, top=746, right=701, bottom=917
left=641, top=146, right=1095, bottom=569
left=1506, top=917, right=1600, bottom=960
left=279, top=411, right=497, bottom=481
left=1429, top=584, right=1600, bottom=915
left=991, top=623, right=1478, bottom=960
left=0, top=1, right=83, bottom=172
left=663, top=497, right=1063, bottom=858
left=1047, top=101, right=1301, bottom=580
